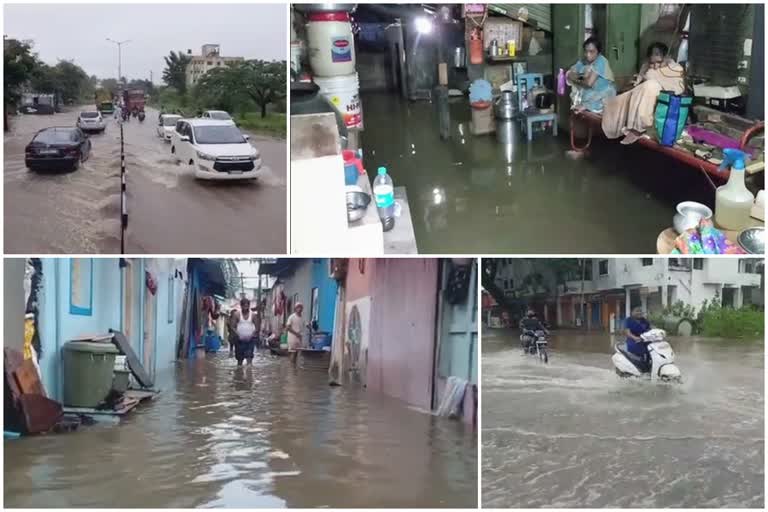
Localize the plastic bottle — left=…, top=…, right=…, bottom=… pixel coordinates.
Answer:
left=715, top=148, right=754, bottom=230
left=373, top=166, right=395, bottom=232
left=557, top=68, right=566, bottom=96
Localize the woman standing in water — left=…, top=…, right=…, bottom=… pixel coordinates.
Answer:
left=567, top=37, right=617, bottom=113
left=602, top=42, right=686, bottom=144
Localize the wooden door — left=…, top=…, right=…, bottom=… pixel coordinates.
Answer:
left=605, top=4, right=641, bottom=88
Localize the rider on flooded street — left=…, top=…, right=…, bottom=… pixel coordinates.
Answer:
left=519, top=309, right=548, bottom=350
left=624, top=306, right=651, bottom=364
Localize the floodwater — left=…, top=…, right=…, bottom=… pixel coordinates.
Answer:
left=360, top=92, right=717, bottom=254
left=4, top=106, right=286, bottom=253
left=5, top=353, right=477, bottom=508
left=482, top=329, right=764, bottom=508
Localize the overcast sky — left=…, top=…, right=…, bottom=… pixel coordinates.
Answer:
left=4, top=3, right=287, bottom=83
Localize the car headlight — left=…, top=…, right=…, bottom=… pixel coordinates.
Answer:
left=248, top=153, right=260, bottom=161
left=196, top=151, right=216, bottom=161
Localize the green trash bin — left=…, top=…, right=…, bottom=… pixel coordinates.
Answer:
left=62, top=341, right=120, bottom=407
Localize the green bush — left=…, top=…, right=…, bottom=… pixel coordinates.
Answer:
left=649, top=296, right=763, bottom=340
left=235, top=112, right=286, bottom=139
left=698, top=298, right=764, bottom=339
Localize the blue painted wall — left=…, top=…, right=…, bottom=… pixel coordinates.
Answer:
left=36, top=258, right=184, bottom=401
left=310, top=259, right=338, bottom=334
left=437, top=261, right=478, bottom=386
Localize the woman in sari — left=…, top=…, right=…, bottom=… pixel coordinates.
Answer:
left=602, top=42, right=686, bottom=144
left=567, top=37, right=617, bottom=114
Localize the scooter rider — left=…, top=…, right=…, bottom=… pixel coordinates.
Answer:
left=624, top=306, right=651, bottom=367
left=519, top=309, right=548, bottom=351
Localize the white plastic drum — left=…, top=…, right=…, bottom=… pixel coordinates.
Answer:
left=314, top=73, right=362, bottom=128
left=306, top=11, right=356, bottom=77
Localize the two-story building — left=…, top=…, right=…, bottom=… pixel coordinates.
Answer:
left=556, top=258, right=764, bottom=331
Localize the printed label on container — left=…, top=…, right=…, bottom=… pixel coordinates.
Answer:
left=374, top=185, right=394, bottom=208
left=330, top=36, right=353, bottom=62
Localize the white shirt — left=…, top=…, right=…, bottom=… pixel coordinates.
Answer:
left=286, top=313, right=305, bottom=347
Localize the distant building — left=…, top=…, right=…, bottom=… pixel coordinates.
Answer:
left=185, top=44, right=244, bottom=87
left=490, top=258, right=763, bottom=332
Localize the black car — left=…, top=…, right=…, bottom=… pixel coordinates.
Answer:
left=25, top=127, right=92, bottom=171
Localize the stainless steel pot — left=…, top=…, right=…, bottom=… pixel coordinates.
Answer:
left=494, top=90, right=518, bottom=120
left=454, top=47, right=465, bottom=68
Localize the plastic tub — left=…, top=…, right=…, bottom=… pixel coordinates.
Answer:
left=311, top=332, right=332, bottom=350
left=62, top=341, right=119, bottom=408
left=314, top=73, right=362, bottom=128
left=307, top=11, right=356, bottom=77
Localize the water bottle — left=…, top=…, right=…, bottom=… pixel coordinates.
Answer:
left=373, top=166, right=395, bottom=232
left=557, top=68, right=566, bottom=96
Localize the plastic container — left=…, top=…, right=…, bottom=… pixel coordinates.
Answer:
left=342, top=149, right=364, bottom=185
left=715, top=148, right=754, bottom=230
left=374, top=166, right=395, bottom=232
left=62, top=341, right=119, bottom=408
left=204, top=330, right=221, bottom=353
left=314, top=73, right=362, bottom=128
left=290, top=42, right=304, bottom=75
left=112, top=369, right=131, bottom=394
left=311, top=332, right=332, bottom=350
left=307, top=11, right=356, bottom=77
left=557, top=68, right=566, bottom=96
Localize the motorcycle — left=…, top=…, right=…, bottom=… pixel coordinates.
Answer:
left=612, top=328, right=682, bottom=383
left=138, top=111, right=146, bottom=122
left=520, top=329, right=549, bottom=363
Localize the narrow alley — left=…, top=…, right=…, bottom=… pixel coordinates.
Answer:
left=4, top=257, right=478, bottom=508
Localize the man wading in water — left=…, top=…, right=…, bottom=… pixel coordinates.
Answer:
left=230, top=298, right=257, bottom=366
left=285, top=303, right=306, bottom=366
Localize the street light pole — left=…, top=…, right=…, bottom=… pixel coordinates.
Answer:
left=106, top=38, right=131, bottom=85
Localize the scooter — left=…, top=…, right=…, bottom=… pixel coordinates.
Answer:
left=520, top=329, right=549, bottom=363
left=612, top=329, right=682, bottom=383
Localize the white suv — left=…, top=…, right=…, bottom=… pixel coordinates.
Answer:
left=202, top=110, right=233, bottom=121
left=170, top=119, right=265, bottom=180
left=157, top=114, right=182, bottom=142
left=76, top=111, right=106, bottom=133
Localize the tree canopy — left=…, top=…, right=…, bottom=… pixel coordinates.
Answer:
left=194, top=59, right=286, bottom=118
left=162, top=51, right=192, bottom=95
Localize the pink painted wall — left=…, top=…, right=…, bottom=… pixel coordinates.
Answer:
left=366, top=259, right=439, bottom=411
left=346, top=258, right=376, bottom=302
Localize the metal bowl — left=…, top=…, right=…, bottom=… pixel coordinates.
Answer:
left=673, top=201, right=713, bottom=234
left=346, top=190, right=370, bottom=223
left=737, top=227, right=765, bottom=254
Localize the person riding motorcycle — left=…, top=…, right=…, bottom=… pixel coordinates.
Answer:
left=624, top=306, right=651, bottom=369
left=519, top=309, right=548, bottom=352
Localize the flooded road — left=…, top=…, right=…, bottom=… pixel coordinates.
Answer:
left=5, top=353, right=477, bottom=508
left=4, top=107, right=286, bottom=253
left=482, top=329, right=764, bottom=508
left=360, top=92, right=716, bottom=254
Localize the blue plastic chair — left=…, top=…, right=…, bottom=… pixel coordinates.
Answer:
left=516, top=73, right=558, bottom=142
